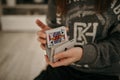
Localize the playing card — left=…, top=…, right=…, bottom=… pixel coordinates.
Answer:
left=46, top=26, right=68, bottom=48
left=46, top=45, right=55, bottom=62
left=54, top=39, right=75, bottom=54
left=46, top=45, right=51, bottom=59
left=49, top=41, right=66, bottom=62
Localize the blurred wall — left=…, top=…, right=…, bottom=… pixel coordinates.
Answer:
left=1, top=0, right=48, bottom=31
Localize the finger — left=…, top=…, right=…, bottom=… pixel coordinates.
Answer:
left=44, top=55, right=50, bottom=63
left=36, top=19, right=50, bottom=30
left=54, top=52, right=68, bottom=61
left=37, top=31, right=46, bottom=39
left=44, top=55, right=58, bottom=67
left=40, top=44, right=46, bottom=50
left=44, top=55, right=59, bottom=67
left=44, top=55, right=55, bottom=66
left=38, top=38, right=46, bottom=44
left=51, top=58, right=74, bottom=67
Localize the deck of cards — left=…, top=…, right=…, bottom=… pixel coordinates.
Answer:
left=45, top=26, right=75, bottom=62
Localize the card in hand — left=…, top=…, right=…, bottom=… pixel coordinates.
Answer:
left=54, top=39, right=75, bottom=54
left=52, top=39, right=75, bottom=62
left=46, top=26, right=68, bottom=48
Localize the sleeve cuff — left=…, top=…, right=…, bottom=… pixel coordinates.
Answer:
left=76, top=44, right=98, bottom=65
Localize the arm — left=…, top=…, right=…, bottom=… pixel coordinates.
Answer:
left=78, top=23, right=120, bottom=68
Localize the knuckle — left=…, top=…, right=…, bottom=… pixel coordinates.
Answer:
left=42, top=33, right=46, bottom=38
left=37, top=31, right=46, bottom=37
left=38, top=38, right=46, bottom=44
left=40, top=33, right=46, bottom=39
left=41, top=40, right=46, bottom=44
left=37, top=30, right=47, bottom=39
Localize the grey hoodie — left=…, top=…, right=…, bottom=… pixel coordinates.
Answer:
left=46, top=0, right=120, bottom=77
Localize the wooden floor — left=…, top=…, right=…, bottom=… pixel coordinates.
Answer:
left=0, top=31, right=47, bottom=80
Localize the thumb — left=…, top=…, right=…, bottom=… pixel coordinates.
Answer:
left=36, top=19, right=50, bottom=30
left=54, top=52, right=68, bottom=60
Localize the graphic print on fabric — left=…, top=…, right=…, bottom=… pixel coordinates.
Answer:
left=65, top=0, right=120, bottom=46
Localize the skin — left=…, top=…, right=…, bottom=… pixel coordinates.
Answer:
left=36, top=19, right=83, bottom=68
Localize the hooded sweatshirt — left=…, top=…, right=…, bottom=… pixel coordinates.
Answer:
left=46, top=0, right=120, bottom=77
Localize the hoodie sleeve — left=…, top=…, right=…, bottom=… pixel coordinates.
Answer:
left=77, top=22, right=120, bottom=69
left=75, top=0, right=120, bottom=69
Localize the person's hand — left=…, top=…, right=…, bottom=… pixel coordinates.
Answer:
left=36, top=19, right=51, bottom=50
left=45, top=47, right=83, bottom=67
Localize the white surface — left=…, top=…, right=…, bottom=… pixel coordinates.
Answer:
left=0, top=32, right=47, bottom=80
left=1, top=15, right=46, bottom=31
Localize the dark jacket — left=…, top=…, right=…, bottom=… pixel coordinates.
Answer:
left=46, top=0, right=120, bottom=77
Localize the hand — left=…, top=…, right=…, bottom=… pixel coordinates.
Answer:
left=45, top=47, right=83, bottom=67
left=36, top=19, right=51, bottom=50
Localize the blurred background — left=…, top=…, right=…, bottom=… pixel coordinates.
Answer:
left=0, top=0, right=48, bottom=80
